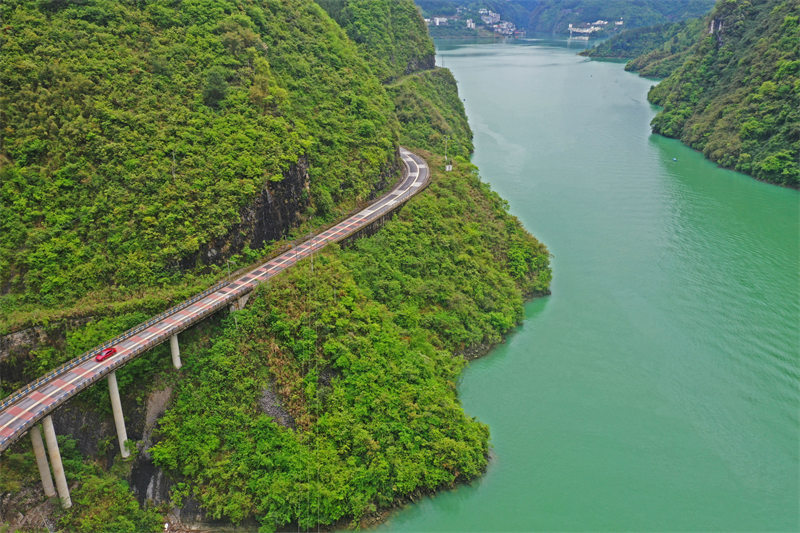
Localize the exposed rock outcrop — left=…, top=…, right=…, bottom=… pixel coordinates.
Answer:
left=181, top=156, right=312, bottom=271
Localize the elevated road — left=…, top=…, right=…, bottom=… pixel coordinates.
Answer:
left=0, top=148, right=429, bottom=455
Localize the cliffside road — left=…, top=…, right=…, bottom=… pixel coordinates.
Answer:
left=0, top=148, right=429, bottom=454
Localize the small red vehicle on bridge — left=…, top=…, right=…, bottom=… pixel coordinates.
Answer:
left=95, top=347, right=117, bottom=362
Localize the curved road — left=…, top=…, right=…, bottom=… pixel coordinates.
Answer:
left=0, top=148, right=429, bottom=453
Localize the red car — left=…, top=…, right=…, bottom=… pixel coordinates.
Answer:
left=95, top=347, right=117, bottom=362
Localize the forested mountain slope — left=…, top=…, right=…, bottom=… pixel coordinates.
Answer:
left=0, top=0, right=397, bottom=315
left=648, top=0, right=800, bottom=187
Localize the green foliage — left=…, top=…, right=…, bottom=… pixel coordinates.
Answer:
left=149, top=62, right=549, bottom=526
left=581, top=18, right=705, bottom=79
left=0, top=0, right=398, bottom=308
left=0, top=449, right=37, bottom=493
left=529, top=0, right=716, bottom=34
left=625, top=18, right=706, bottom=77
left=2, top=2, right=552, bottom=531
left=152, top=164, right=549, bottom=526
left=202, top=66, right=230, bottom=108
left=2, top=434, right=162, bottom=533
left=151, top=253, right=491, bottom=529
left=387, top=68, right=474, bottom=158
left=649, top=0, right=800, bottom=186
left=59, top=472, right=163, bottom=533
left=343, top=159, right=550, bottom=352
left=316, top=0, right=435, bottom=82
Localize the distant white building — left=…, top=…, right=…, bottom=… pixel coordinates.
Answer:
left=494, top=21, right=516, bottom=35
left=481, top=10, right=500, bottom=25
left=466, top=18, right=476, bottom=30
left=433, top=16, right=448, bottom=26
left=615, top=19, right=624, bottom=25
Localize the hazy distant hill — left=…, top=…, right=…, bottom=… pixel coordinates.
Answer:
left=415, top=0, right=539, bottom=29
left=581, top=18, right=705, bottom=78
left=529, top=0, right=715, bottom=34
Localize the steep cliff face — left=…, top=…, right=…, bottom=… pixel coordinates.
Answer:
left=388, top=68, right=474, bottom=158
left=648, top=0, right=800, bottom=187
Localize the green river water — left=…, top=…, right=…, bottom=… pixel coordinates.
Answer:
left=378, top=38, right=799, bottom=531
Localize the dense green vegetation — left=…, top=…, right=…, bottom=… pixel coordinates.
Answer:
left=149, top=45, right=549, bottom=528
left=0, top=0, right=397, bottom=312
left=624, top=18, right=705, bottom=78
left=59, top=472, right=163, bottom=533
left=151, top=156, right=549, bottom=529
left=315, top=0, right=435, bottom=82
left=152, top=252, right=488, bottom=529
left=581, top=18, right=704, bottom=78
left=649, top=0, right=800, bottom=187
left=529, top=0, right=715, bottom=34
left=388, top=69, right=474, bottom=159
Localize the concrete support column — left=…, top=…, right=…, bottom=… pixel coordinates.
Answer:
left=170, top=334, right=182, bottom=369
left=30, top=425, right=56, bottom=497
left=42, top=415, right=71, bottom=508
left=107, top=372, right=130, bottom=458
left=237, top=294, right=249, bottom=310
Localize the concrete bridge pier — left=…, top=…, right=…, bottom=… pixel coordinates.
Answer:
left=170, top=334, right=182, bottom=369
left=41, top=415, right=71, bottom=508
left=29, top=425, right=56, bottom=498
left=228, top=293, right=250, bottom=313
left=107, top=372, right=130, bottom=458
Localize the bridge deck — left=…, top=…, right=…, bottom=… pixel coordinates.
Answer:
left=0, top=148, right=429, bottom=453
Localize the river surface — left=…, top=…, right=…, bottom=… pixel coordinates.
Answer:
left=378, top=38, right=799, bottom=531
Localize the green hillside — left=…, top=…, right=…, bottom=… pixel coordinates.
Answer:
left=581, top=18, right=705, bottom=78
left=316, top=0, right=435, bottom=82
left=0, top=0, right=397, bottom=314
left=388, top=68, right=474, bottom=158
left=151, top=157, right=549, bottom=529
left=624, top=18, right=705, bottom=78
left=649, top=0, right=800, bottom=187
